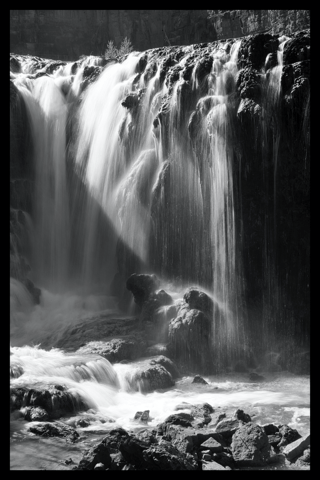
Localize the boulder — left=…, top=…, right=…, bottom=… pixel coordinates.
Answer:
left=278, top=425, right=301, bottom=448
left=183, top=288, right=213, bottom=316
left=231, top=422, right=271, bottom=466
left=215, top=418, right=241, bottom=438
left=202, top=460, right=226, bottom=470
left=76, top=337, right=145, bottom=363
left=200, top=437, right=223, bottom=453
left=10, top=384, right=88, bottom=419
left=234, top=409, right=251, bottom=423
left=132, top=364, right=174, bottom=393
left=24, top=406, right=49, bottom=422
left=77, top=442, right=112, bottom=470
left=142, top=444, right=198, bottom=470
left=282, top=433, right=310, bottom=462
left=192, top=375, right=208, bottom=385
left=28, top=421, right=79, bottom=442
left=168, top=308, right=212, bottom=373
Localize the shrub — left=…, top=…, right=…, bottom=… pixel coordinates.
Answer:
left=105, top=37, right=133, bottom=59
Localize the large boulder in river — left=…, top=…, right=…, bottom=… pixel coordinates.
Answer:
left=231, top=422, right=271, bottom=466
left=122, top=356, right=177, bottom=393
left=76, top=337, right=146, bottom=363
left=168, top=307, right=212, bottom=374
left=183, top=288, right=213, bottom=316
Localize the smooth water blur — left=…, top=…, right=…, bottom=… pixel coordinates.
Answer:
left=10, top=344, right=310, bottom=470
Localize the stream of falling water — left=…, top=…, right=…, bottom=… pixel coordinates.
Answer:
left=10, top=41, right=309, bottom=469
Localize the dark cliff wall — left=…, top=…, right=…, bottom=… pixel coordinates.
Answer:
left=10, top=10, right=216, bottom=60
left=10, top=10, right=310, bottom=61
left=208, top=10, right=310, bottom=39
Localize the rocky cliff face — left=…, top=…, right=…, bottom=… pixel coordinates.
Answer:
left=10, top=10, right=216, bottom=60
left=10, top=10, right=310, bottom=60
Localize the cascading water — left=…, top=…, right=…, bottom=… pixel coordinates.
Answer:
left=10, top=29, right=310, bottom=470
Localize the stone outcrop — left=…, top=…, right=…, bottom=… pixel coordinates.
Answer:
left=231, top=422, right=271, bottom=466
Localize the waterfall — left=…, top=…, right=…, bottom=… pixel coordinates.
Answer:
left=10, top=31, right=309, bottom=370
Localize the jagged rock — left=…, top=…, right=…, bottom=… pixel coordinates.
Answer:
left=28, top=421, right=79, bottom=442
left=76, top=442, right=112, bottom=470
left=134, top=410, right=150, bottom=422
left=24, top=406, right=49, bottom=422
left=295, top=446, right=310, bottom=466
left=234, top=409, right=251, bottom=423
left=157, top=425, right=226, bottom=454
left=76, top=338, right=145, bottom=363
left=110, top=452, right=127, bottom=470
left=200, top=437, right=224, bottom=453
left=10, top=384, right=88, bottom=419
left=183, top=288, right=213, bottom=316
left=215, top=418, right=241, bottom=438
left=283, top=29, right=310, bottom=65
left=10, top=363, right=24, bottom=379
left=211, top=451, right=235, bottom=469
left=231, top=422, right=271, bottom=466
left=238, top=33, right=277, bottom=70
left=94, top=462, right=106, bottom=470
left=168, top=308, right=212, bottom=373
left=278, top=425, right=301, bottom=448
left=282, top=433, right=310, bottom=462
left=142, top=444, right=198, bottom=470
left=260, top=423, right=279, bottom=435
left=102, top=428, right=130, bottom=451
left=149, top=355, right=180, bottom=379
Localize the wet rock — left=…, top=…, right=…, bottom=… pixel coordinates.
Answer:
left=134, top=410, right=150, bottom=423
left=168, top=308, right=212, bottom=374
left=24, top=406, right=49, bottom=422
left=234, top=408, right=251, bottom=423
left=126, top=273, right=161, bottom=307
left=260, top=423, right=279, bottom=435
left=94, top=462, right=105, bottom=470
left=283, top=29, right=310, bottom=65
left=28, top=421, right=79, bottom=442
left=158, top=425, right=226, bottom=454
left=161, top=413, right=194, bottom=428
left=192, top=375, right=208, bottom=385
left=77, top=337, right=145, bottom=363
left=278, top=425, right=301, bottom=448
left=215, top=418, right=241, bottom=438
left=200, top=437, right=224, bottom=453
left=231, top=422, right=271, bottom=466
left=282, top=433, right=309, bottom=461
left=130, top=362, right=174, bottom=393
left=10, top=55, right=21, bottom=73
left=183, top=287, right=213, bottom=316
left=135, top=429, right=158, bottom=446
left=10, top=384, right=88, bottom=419
left=202, top=460, right=226, bottom=470
left=149, top=355, right=180, bottom=379
left=77, top=442, right=112, bottom=470
left=238, top=33, right=277, bottom=70
left=236, top=67, right=262, bottom=101
left=102, top=428, right=130, bottom=451
left=142, top=444, right=198, bottom=470
left=10, top=364, right=24, bottom=379
left=110, top=452, right=127, bottom=470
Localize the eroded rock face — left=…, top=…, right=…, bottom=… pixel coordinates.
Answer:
left=231, top=422, right=271, bottom=466
left=126, top=273, right=160, bottom=307
left=168, top=306, right=212, bottom=374
left=28, top=421, right=79, bottom=442
left=10, top=384, right=88, bottom=419
left=76, top=338, right=146, bottom=363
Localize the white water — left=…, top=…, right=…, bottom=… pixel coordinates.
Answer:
left=10, top=46, right=309, bottom=470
